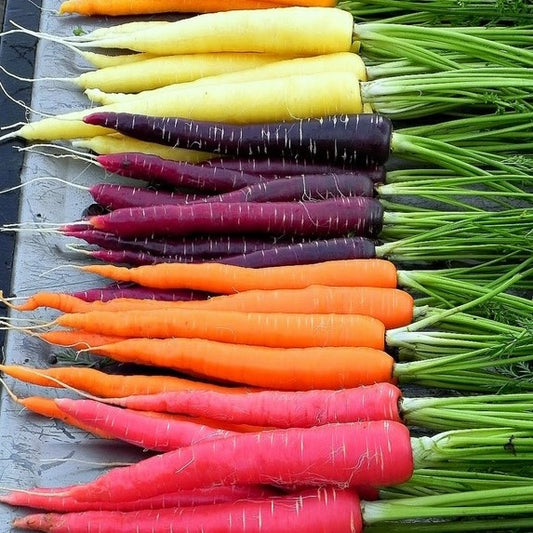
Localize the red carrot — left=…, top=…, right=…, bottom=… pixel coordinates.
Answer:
left=57, top=421, right=414, bottom=502
left=84, top=197, right=385, bottom=238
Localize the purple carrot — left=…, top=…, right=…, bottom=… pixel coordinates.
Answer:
left=90, top=184, right=207, bottom=210
left=202, top=172, right=375, bottom=203
left=92, top=172, right=375, bottom=210
left=84, top=197, right=385, bottom=239
left=77, top=237, right=376, bottom=268
left=63, top=230, right=289, bottom=257
left=96, top=153, right=270, bottom=192
left=71, top=283, right=211, bottom=302
left=200, top=157, right=386, bottom=181
left=85, top=113, right=393, bottom=167
left=221, top=237, right=376, bottom=267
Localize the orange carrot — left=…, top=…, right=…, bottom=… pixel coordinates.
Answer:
left=11, top=286, right=414, bottom=329
left=87, top=337, right=394, bottom=389
left=54, top=308, right=386, bottom=348
left=81, top=259, right=398, bottom=293
left=38, top=329, right=125, bottom=350
left=58, top=0, right=334, bottom=16
left=14, top=396, right=113, bottom=439
left=0, top=364, right=253, bottom=397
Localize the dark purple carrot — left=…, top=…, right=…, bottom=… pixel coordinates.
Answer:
left=63, top=230, right=289, bottom=258
left=204, top=172, right=375, bottom=203
left=221, top=237, right=376, bottom=267
left=96, top=153, right=270, bottom=192
left=79, top=237, right=376, bottom=268
left=71, top=283, right=212, bottom=302
left=82, top=197, right=385, bottom=239
left=85, top=113, right=393, bottom=167
left=199, top=157, right=386, bottom=181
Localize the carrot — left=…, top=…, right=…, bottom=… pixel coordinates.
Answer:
left=77, top=337, right=393, bottom=389
left=54, top=398, right=242, bottom=452
left=84, top=112, right=391, bottom=168
left=108, top=382, right=403, bottom=428
left=10, top=396, right=113, bottom=439
left=53, top=308, right=386, bottom=349
left=55, top=7, right=354, bottom=55
left=58, top=0, right=311, bottom=16
left=12, top=487, right=361, bottom=533
left=1, top=484, right=278, bottom=513
left=12, top=286, right=415, bottom=329
left=65, top=52, right=292, bottom=93
left=0, top=364, right=253, bottom=397
left=55, top=421, right=413, bottom=503
left=6, top=71, right=363, bottom=142
left=37, top=329, right=125, bottom=350
left=72, top=134, right=214, bottom=162
left=80, top=258, right=398, bottom=292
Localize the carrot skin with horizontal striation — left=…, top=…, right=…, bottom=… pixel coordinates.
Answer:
left=12, top=487, right=362, bottom=533
left=85, top=197, right=385, bottom=239
left=80, top=258, right=399, bottom=292
left=84, top=113, right=393, bottom=167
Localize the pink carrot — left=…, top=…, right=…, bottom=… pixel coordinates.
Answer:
left=12, top=487, right=362, bottom=533
left=54, top=398, right=239, bottom=452
left=1, top=485, right=277, bottom=513
left=103, top=382, right=403, bottom=429
left=61, top=421, right=413, bottom=503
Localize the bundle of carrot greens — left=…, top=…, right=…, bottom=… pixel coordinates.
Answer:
left=0, top=2, right=532, bottom=532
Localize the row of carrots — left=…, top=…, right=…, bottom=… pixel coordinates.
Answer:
left=0, top=1, right=532, bottom=532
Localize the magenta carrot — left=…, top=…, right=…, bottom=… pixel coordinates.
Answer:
left=84, top=112, right=393, bottom=167
left=96, top=152, right=269, bottom=192
left=12, top=487, right=362, bottom=533
left=105, top=382, right=403, bottom=428
left=83, top=197, right=385, bottom=238
left=89, top=183, right=206, bottom=210
left=1, top=485, right=278, bottom=513
left=57, top=421, right=414, bottom=503
left=54, top=398, right=240, bottom=452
